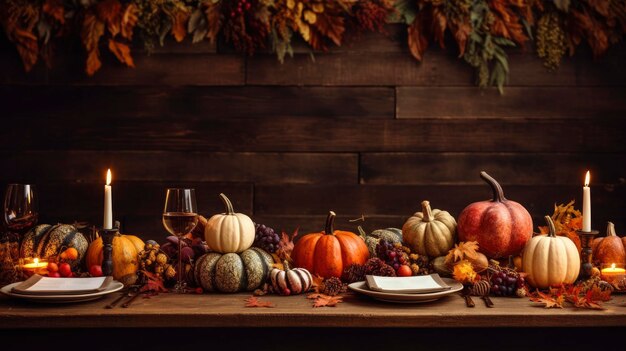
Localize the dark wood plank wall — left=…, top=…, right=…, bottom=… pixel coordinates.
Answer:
left=1, top=25, right=625, bottom=239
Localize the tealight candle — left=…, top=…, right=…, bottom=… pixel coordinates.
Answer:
left=20, top=257, right=49, bottom=276
left=600, top=263, right=626, bottom=284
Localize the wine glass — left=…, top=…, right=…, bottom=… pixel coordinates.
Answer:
left=4, top=184, right=38, bottom=239
left=162, top=188, right=198, bottom=293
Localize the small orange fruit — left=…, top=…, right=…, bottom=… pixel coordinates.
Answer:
left=397, top=265, right=413, bottom=277
left=47, top=262, right=59, bottom=273
left=62, top=247, right=79, bottom=261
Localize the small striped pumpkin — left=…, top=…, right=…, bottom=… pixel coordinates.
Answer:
left=20, top=224, right=89, bottom=268
left=194, top=247, right=273, bottom=293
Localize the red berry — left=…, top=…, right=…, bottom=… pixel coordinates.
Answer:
left=89, top=265, right=103, bottom=277
left=59, top=263, right=72, bottom=277
left=282, top=288, right=291, bottom=296
left=195, top=287, right=203, bottom=294
left=245, top=3, right=251, bottom=9
left=397, top=265, right=412, bottom=277
left=47, top=262, right=59, bottom=273
left=230, top=11, right=236, bottom=17
left=48, top=272, right=61, bottom=278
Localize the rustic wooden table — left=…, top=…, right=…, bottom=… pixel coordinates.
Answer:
left=2, top=290, right=626, bottom=329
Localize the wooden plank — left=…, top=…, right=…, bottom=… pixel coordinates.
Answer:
left=134, top=38, right=217, bottom=54
left=1, top=151, right=358, bottom=184
left=47, top=53, right=245, bottom=86
left=254, top=184, right=625, bottom=229
left=361, top=153, right=626, bottom=185
left=3, top=117, right=625, bottom=153
left=1, top=86, right=394, bottom=119
left=252, top=215, right=404, bottom=236
left=3, top=181, right=253, bottom=235
left=396, top=87, right=626, bottom=119
left=2, top=292, right=626, bottom=328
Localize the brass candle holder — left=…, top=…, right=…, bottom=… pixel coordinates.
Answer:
left=577, top=229, right=599, bottom=281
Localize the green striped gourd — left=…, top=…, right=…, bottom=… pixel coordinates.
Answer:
left=194, top=247, right=273, bottom=293
left=20, top=224, right=89, bottom=268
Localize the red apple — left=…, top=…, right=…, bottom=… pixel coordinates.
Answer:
left=59, top=263, right=72, bottom=277
left=457, top=171, right=532, bottom=258
left=89, top=265, right=103, bottom=277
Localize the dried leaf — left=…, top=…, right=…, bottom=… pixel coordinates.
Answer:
left=43, top=0, right=65, bottom=24
left=307, top=293, right=343, bottom=307
left=452, top=260, right=478, bottom=284
left=172, top=9, right=189, bottom=42
left=407, top=16, right=427, bottom=61
left=96, top=0, right=122, bottom=37
left=204, top=2, right=222, bottom=43
left=312, top=274, right=324, bottom=293
left=314, top=12, right=344, bottom=46
left=81, top=11, right=105, bottom=76
left=529, top=290, right=564, bottom=308
left=108, top=39, right=135, bottom=68
left=140, top=270, right=167, bottom=294
left=120, top=3, right=138, bottom=40
left=445, top=241, right=480, bottom=265
left=244, top=296, right=275, bottom=308
left=275, top=228, right=299, bottom=265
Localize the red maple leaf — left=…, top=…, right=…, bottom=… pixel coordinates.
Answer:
left=244, top=296, right=275, bottom=308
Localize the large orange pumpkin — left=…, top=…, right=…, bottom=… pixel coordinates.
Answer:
left=292, top=211, right=369, bottom=279
left=85, top=234, right=145, bottom=281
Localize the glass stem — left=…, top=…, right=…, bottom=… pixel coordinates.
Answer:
left=178, top=236, right=183, bottom=289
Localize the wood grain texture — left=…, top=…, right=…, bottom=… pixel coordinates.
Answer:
left=1, top=151, right=358, bottom=184
left=361, top=153, right=626, bottom=185
left=396, top=87, right=626, bottom=119
left=254, top=184, right=625, bottom=230
left=1, top=292, right=626, bottom=328
left=1, top=86, right=394, bottom=119
left=4, top=117, right=625, bottom=153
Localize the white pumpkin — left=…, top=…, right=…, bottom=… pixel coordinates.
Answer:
left=522, top=216, right=580, bottom=289
left=204, top=193, right=255, bottom=253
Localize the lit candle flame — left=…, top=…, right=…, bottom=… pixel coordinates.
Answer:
left=33, top=257, right=39, bottom=265
left=106, top=169, right=112, bottom=186
left=584, top=171, right=590, bottom=187
left=611, top=263, right=616, bottom=270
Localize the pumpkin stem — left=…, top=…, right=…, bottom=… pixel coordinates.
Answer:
left=283, top=260, right=291, bottom=271
left=607, top=222, right=617, bottom=237
left=324, top=211, right=336, bottom=235
left=421, top=200, right=435, bottom=222
left=480, top=171, right=506, bottom=202
left=544, top=216, right=557, bottom=238
left=219, top=193, right=235, bottom=215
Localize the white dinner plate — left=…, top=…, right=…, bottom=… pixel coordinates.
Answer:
left=348, top=278, right=463, bottom=304
left=0, top=280, right=124, bottom=303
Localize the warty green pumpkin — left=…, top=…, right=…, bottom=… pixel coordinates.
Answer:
left=20, top=224, right=88, bottom=268
left=194, top=247, right=273, bottom=293
left=402, top=200, right=457, bottom=257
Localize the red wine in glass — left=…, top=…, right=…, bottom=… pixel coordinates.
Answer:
left=4, top=184, right=38, bottom=239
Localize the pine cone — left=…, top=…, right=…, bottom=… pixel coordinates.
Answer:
left=343, top=264, right=366, bottom=283
left=365, top=258, right=396, bottom=277
left=321, top=277, right=345, bottom=296
left=470, top=280, right=491, bottom=296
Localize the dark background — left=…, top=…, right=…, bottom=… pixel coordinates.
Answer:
left=1, top=24, right=625, bottom=240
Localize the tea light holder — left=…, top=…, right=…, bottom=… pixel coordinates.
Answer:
left=577, top=229, right=599, bottom=281
left=98, top=221, right=120, bottom=277
left=600, top=263, right=626, bottom=285
left=19, top=257, right=49, bottom=277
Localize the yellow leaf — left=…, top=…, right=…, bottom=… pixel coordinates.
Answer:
left=304, top=10, right=317, bottom=24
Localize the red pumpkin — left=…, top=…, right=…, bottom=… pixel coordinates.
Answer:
left=457, top=171, right=533, bottom=258
left=292, top=211, right=369, bottom=279
left=591, top=222, right=626, bottom=265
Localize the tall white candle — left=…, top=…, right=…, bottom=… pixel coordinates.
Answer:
left=104, top=169, right=113, bottom=229
left=582, top=171, right=591, bottom=232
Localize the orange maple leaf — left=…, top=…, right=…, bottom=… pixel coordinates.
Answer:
left=108, top=39, right=135, bottom=68
left=529, top=290, right=564, bottom=308
left=314, top=12, right=345, bottom=46
left=307, top=293, right=343, bottom=308
left=244, top=296, right=275, bottom=308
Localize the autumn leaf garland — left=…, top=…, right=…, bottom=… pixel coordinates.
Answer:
left=1, top=0, right=626, bottom=90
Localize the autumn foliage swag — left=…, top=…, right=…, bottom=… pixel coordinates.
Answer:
left=1, top=0, right=625, bottom=91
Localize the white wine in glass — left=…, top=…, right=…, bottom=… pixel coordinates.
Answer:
left=162, top=188, right=198, bottom=293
